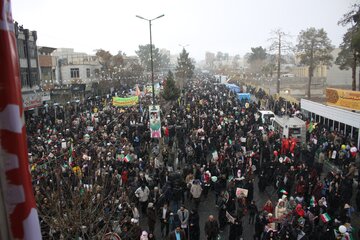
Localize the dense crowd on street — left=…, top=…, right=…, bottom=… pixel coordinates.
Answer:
left=27, top=75, right=360, bottom=240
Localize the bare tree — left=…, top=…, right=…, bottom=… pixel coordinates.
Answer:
left=268, top=29, right=293, bottom=94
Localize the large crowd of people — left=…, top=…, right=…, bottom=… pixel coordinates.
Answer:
left=27, top=76, right=360, bottom=240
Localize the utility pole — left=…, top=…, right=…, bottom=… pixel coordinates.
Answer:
left=136, top=14, right=165, bottom=104
left=277, top=33, right=281, bottom=94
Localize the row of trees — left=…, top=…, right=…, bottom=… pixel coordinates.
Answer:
left=95, top=45, right=195, bottom=99
left=247, top=4, right=360, bottom=97
left=247, top=28, right=334, bottom=98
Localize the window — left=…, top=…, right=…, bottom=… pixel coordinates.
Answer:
left=346, top=125, right=352, bottom=139
left=30, top=70, right=38, bottom=86
left=329, top=119, right=334, bottom=131
left=289, top=128, right=301, bottom=135
left=340, top=123, right=345, bottom=135
left=21, top=71, right=28, bottom=87
left=23, top=42, right=28, bottom=59
left=17, top=40, right=25, bottom=58
left=86, top=68, right=90, bottom=78
left=70, top=68, right=79, bottom=78
left=28, top=42, right=36, bottom=58
left=354, top=128, right=359, bottom=143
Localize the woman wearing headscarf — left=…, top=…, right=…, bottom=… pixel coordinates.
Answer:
left=263, top=200, right=274, bottom=214
left=274, top=199, right=287, bottom=222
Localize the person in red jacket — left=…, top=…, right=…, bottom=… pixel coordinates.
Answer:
left=281, top=136, right=290, bottom=155
left=263, top=200, right=274, bottom=214
left=121, top=169, right=128, bottom=186
left=289, top=138, right=297, bottom=155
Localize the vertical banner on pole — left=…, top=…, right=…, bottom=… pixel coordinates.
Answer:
left=149, top=105, right=161, bottom=138
left=0, top=1, right=42, bottom=239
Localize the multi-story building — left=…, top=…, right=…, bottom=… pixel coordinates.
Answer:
left=14, top=22, right=43, bottom=111
left=52, top=48, right=101, bottom=85
left=291, top=65, right=327, bottom=78
left=205, top=52, right=215, bottom=68
left=38, top=46, right=56, bottom=91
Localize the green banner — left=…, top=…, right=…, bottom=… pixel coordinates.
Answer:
left=112, top=96, right=138, bottom=107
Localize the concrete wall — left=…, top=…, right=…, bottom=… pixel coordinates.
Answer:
left=326, top=48, right=359, bottom=88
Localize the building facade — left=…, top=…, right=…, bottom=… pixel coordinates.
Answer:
left=14, top=22, right=43, bottom=111
left=52, top=48, right=101, bottom=85
left=38, top=46, right=56, bottom=91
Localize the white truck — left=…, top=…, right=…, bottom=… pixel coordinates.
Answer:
left=272, top=116, right=306, bottom=143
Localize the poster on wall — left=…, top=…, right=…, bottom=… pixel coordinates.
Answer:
left=149, top=105, right=161, bottom=138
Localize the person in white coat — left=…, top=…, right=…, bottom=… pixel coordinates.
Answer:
left=190, top=179, right=203, bottom=209
left=135, top=184, right=150, bottom=214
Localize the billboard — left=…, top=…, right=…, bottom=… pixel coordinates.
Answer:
left=149, top=105, right=161, bottom=138
left=23, top=92, right=42, bottom=110
left=326, top=88, right=360, bottom=111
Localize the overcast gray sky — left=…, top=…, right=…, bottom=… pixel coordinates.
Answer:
left=12, top=0, right=355, bottom=61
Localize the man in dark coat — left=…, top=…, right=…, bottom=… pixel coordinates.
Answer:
left=229, top=216, right=243, bottom=240
left=159, top=203, right=170, bottom=237
left=204, top=215, right=219, bottom=240
left=168, top=226, right=187, bottom=240
left=189, top=209, right=200, bottom=240
left=147, top=202, right=156, bottom=234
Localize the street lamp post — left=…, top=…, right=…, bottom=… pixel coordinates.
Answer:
left=136, top=14, right=165, bottom=104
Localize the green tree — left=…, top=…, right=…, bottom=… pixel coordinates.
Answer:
left=175, top=48, right=195, bottom=89
left=296, top=28, right=334, bottom=98
left=95, top=49, right=124, bottom=81
left=162, top=70, right=180, bottom=100
left=338, top=4, right=360, bottom=90
left=96, top=49, right=112, bottom=70
left=335, top=30, right=359, bottom=90
left=247, top=46, right=267, bottom=73
left=135, top=44, right=169, bottom=72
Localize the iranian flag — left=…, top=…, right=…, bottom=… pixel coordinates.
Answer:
left=310, top=196, right=316, bottom=207
left=124, top=154, right=132, bottom=163
left=0, top=1, right=42, bottom=238
left=68, top=143, right=74, bottom=166
left=320, top=213, right=331, bottom=223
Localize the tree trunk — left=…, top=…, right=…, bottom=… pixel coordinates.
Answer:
left=308, top=67, right=312, bottom=98
left=359, top=64, right=360, bottom=91
left=352, top=53, right=356, bottom=91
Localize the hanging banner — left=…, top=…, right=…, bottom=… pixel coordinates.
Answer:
left=112, top=96, right=138, bottom=107
left=326, top=88, right=360, bottom=111
left=149, top=105, right=161, bottom=138
left=0, top=1, right=42, bottom=239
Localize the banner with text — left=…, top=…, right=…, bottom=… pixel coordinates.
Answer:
left=326, top=88, right=360, bottom=110
left=112, top=96, right=138, bottom=107
left=149, top=105, right=162, bottom=138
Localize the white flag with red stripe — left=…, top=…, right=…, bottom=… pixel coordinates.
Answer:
left=0, top=0, right=42, bottom=239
